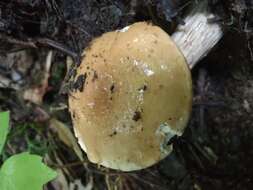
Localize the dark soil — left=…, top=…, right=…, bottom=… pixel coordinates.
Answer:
left=0, top=0, right=253, bottom=190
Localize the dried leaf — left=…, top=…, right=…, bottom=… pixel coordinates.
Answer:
left=23, top=51, right=53, bottom=104
left=49, top=118, right=85, bottom=162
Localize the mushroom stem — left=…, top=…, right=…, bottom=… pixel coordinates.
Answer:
left=171, top=0, right=222, bottom=69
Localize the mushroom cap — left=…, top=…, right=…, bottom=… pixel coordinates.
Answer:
left=69, top=22, right=192, bottom=171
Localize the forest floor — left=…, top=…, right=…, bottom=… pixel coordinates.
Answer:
left=0, top=0, right=253, bottom=189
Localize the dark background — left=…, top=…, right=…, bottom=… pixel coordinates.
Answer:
left=0, top=0, right=253, bottom=189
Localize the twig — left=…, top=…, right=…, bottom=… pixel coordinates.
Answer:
left=193, top=101, right=226, bottom=107
left=0, top=34, right=37, bottom=48
left=197, top=68, right=207, bottom=133
left=36, top=38, right=79, bottom=61
left=187, top=143, right=205, bottom=170
left=0, top=34, right=79, bottom=62
left=247, top=39, right=253, bottom=61
left=50, top=160, right=89, bottom=169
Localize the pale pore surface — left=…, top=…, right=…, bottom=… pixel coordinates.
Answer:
left=69, top=22, right=192, bottom=171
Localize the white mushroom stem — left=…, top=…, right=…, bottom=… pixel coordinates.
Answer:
left=171, top=0, right=223, bottom=69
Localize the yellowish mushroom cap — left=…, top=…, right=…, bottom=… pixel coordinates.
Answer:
left=69, top=22, right=192, bottom=171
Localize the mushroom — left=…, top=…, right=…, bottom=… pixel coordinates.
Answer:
left=68, top=1, right=222, bottom=171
